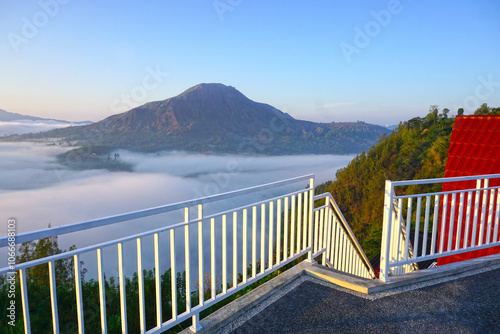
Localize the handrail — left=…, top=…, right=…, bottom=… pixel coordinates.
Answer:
left=380, top=174, right=500, bottom=282
left=394, top=186, right=500, bottom=199
left=0, top=174, right=313, bottom=247
left=314, top=192, right=376, bottom=278
left=390, top=173, right=500, bottom=187
left=0, top=186, right=310, bottom=274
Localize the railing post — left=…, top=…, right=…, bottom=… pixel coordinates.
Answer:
left=197, top=204, right=204, bottom=307
left=380, top=180, right=394, bottom=282
left=190, top=313, right=202, bottom=333
left=307, top=177, right=314, bottom=262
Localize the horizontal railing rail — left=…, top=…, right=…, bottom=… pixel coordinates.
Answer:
left=1, top=176, right=315, bottom=334
left=313, top=193, right=376, bottom=279
left=389, top=173, right=500, bottom=186
left=380, top=174, right=500, bottom=282
left=0, top=174, right=314, bottom=247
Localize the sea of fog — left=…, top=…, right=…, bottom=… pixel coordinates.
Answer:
left=0, top=142, right=355, bottom=278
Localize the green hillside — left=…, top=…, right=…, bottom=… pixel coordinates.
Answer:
left=316, top=105, right=499, bottom=259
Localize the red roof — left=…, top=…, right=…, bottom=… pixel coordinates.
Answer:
left=438, top=115, right=500, bottom=265
left=446, top=116, right=500, bottom=178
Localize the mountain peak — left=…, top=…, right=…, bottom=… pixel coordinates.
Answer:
left=175, top=83, right=244, bottom=101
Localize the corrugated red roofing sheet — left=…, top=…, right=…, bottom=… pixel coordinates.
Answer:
left=438, top=115, right=500, bottom=265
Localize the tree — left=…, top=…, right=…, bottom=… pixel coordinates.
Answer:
left=17, top=231, right=85, bottom=286
left=457, top=108, right=464, bottom=116
left=319, top=109, right=456, bottom=259
left=474, top=103, right=491, bottom=115
left=429, top=105, right=439, bottom=117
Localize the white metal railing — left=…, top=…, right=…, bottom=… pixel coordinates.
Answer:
left=380, top=174, right=500, bottom=282
left=0, top=175, right=315, bottom=334
left=313, top=193, right=376, bottom=279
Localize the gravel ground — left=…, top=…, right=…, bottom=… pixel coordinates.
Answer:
left=226, top=267, right=500, bottom=334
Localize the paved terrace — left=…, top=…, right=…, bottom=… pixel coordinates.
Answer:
left=184, top=254, right=500, bottom=334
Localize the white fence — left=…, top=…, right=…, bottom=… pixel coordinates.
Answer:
left=1, top=175, right=318, bottom=334
left=380, top=174, right=500, bottom=282
left=313, top=193, right=375, bottom=279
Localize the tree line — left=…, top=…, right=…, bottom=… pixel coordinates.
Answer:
left=315, top=104, right=499, bottom=260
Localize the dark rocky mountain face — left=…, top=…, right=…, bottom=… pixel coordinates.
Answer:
left=87, top=83, right=295, bottom=137
left=7, top=83, right=390, bottom=154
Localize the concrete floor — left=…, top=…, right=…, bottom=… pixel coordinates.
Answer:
left=230, top=268, right=500, bottom=334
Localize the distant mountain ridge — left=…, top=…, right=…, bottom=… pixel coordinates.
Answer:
left=0, top=109, right=93, bottom=136
left=0, top=109, right=90, bottom=123
left=6, top=83, right=391, bottom=155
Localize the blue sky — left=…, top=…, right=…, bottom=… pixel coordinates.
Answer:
left=1, top=0, right=499, bottom=125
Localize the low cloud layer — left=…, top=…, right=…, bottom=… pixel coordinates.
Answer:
left=0, top=142, right=355, bottom=272
left=0, top=120, right=90, bottom=136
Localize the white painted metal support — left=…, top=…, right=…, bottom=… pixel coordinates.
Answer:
left=447, top=193, right=457, bottom=251
left=252, top=206, right=257, bottom=278
left=137, top=238, right=146, bottom=334
left=269, top=201, right=274, bottom=269
left=97, top=248, right=108, bottom=333
left=308, top=178, right=314, bottom=262
left=222, top=214, right=227, bottom=293
left=302, top=192, right=307, bottom=253
left=48, top=261, right=59, bottom=334
left=170, top=229, right=177, bottom=320
left=314, top=210, right=319, bottom=254
left=233, top=211, right=238, bottom=288
left=493, top=189, right=500, bottom=243
left=284, top=197, right=289, bottom=262
left=439, top=194, right=448, bottom=254
left=471, top=180, right=481, bottom=247
left=297, top=193, right=302, bottom=253
left=19, top=268, right=31, bottom=334
left=404, top=198, right=412, bottom=260
left=430, top=195, right=440, bottom=255
left=118, top=243, right=127, bottom=334
left=464, top=191, right=473, bottom=248
left=74, top=254, right=85, bottom=334
left=189, top=313, right=202, bottom=333
left=422, top=196, right=431, bottom=256
left=154, top=233, right=162, bottom=328
left=380, top=180, right=394, bottom=282
left=478, top=179, right=488, bottom=246
left=185, top=207, right=191, bottom=313
left=242, top=208, right=248, bottom=283
left=276, top=199, right=282, bottom=265
left=290, top=195, right=296, bottom=257
left=413, top=196, right=422, bottom=259
left=486, top=188, right=494, bottom=244
left=260, top=204, right=266, bottom=273
left=210, top=218, right=216, bottom=299
left=455, top=193, right=465, bottom=250
left=198, top=204, right=204, bottom=306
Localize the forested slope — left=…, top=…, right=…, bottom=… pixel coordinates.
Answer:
left=317, top=105, right=500, bottom=259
